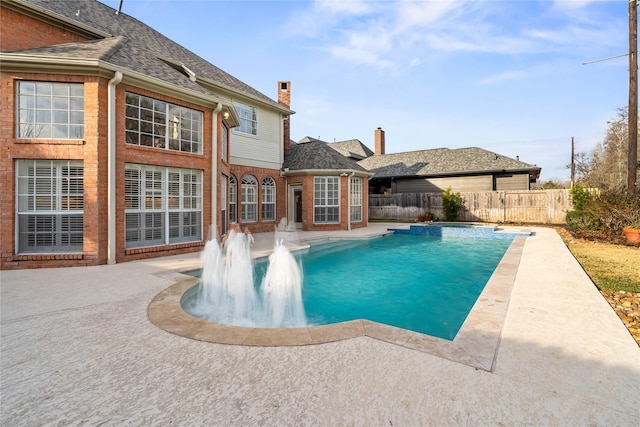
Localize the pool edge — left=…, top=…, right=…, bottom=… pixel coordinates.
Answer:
left=147, top=232, right=527, bottom=372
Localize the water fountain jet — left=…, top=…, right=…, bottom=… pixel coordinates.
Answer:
left=191, top=227, right=306, bottom=328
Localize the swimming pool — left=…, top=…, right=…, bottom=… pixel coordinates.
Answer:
left=183, top=227, right=521, bottom=340
left=274, top=235, right=509, bottom=339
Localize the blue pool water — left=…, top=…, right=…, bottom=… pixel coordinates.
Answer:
left=184, top=226, right=525, bottom=340
left=280, top=234, right=511, bottom=340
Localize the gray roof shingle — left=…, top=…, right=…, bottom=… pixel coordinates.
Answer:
left=357, top=147, right=540, bottom=178
left=284, top=140, right=369, bottom=172
left=328, top=139, right=374, bottom=160
left=6, top=0, right=288, bottom=110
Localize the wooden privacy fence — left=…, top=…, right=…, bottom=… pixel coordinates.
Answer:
left=369, top=189, right=572, bottom=224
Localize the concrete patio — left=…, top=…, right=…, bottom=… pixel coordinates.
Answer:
left=1, top=224, right=639, bottom=425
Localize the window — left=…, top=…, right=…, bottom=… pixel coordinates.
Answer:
left=314, top=176, right=339, bottom=223
left=350, top=177, right=362, bottom=222
left=125, top=93, right=203, bottom=153
left=229, top=175, right=237, bottom=224
left=262, top=176, right=276, bottom=221
left=221, top=174, right=227, bottom=236
left=221, top=123, right=228, bottom=162
left=124, top=164, right=202, bottom=248
left=17, top=81, right=84, bottom=139
left=16, top=160, right=84, bottom=253
left=233, top=102, right=257, bottom=136
left=241, top=175, right=258, bottom=222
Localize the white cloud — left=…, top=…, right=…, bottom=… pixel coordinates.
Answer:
left=285, top=0, right=624, bottom=71
left=552, top=0, right=603, bottom=10
left=480, top=70, right=523, bottom=85
left=315, top=0, right=371, bottom=15
left=395, top=0, right=465, bottom=29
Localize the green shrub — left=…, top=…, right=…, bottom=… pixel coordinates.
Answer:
left=566, top=186, right=640, bottom=232
left=589, top=191, right=640, bottom=231
left=566, top=210, right=600, bottom=230
left=442, top=187, right=462, bottom=221
left=569, top=184, right=594, bottom=211
left=566, top=184, right=600, bottom=230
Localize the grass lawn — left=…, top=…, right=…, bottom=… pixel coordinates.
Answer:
left=567, top=241, right=640, bottom=293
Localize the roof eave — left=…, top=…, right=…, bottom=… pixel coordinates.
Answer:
left=4, top=0, right=112, bottom=39
left=0, top=53, right=240, bottom=123
left=282, top=168, right=373, bottom=177
left=196, top=75, right=295, bottom=116
left=370, top=167, right=542, bottom=180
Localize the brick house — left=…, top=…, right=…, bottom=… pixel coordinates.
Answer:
left=1, top=0, right=302, bottom=269
left=358, top=128, right=541, bottom=194
left=282, top=138, right=372, bottom=232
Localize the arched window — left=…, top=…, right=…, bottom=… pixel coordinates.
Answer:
left=262, top=176, right=276, bottom=221
left=229, top=175, right=237, bottom=224
left=241, top=175, right=258, bottom=222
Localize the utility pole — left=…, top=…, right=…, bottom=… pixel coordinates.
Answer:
left=571, top=136, right=575, bottom=187
left=629, top=0, right=638, bottom=195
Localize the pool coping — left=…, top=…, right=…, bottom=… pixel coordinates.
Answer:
left=148, top=233, right=527, bottom=372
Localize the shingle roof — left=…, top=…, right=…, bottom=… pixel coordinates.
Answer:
left=357, top=147, right=540, bottom=178
left=284, top=140, right=369, bottom=172
left=6, top=0, right=288, bottom=111
left=328, top=139, right=374, bottom=160
left=11, top=36, right=214, bottom=97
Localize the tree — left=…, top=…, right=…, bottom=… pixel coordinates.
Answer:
left=582, top=107, right=640, bottom=192
left=533, top=179, right=569, bottom=189
left=569, top=152, right=591, bottom=184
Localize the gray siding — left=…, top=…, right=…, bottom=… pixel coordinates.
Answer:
left=495, top=173, right=530, bottom=191
left=395, top=175, right=493, bottom=193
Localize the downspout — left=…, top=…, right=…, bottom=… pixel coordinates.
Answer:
left=107, top=71, right=122, bottom=265
left=211, top=103, right=222, bottom=241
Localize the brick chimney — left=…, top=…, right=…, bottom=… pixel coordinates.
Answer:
left=374, top=127, right=385, bottom=155
left=278, top=81, right=291, bottom=154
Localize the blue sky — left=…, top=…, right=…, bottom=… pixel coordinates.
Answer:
left=101, top=0, right=628, bottom=181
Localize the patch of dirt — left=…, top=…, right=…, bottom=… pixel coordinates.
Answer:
left=600, top=291, right=640, bottom=346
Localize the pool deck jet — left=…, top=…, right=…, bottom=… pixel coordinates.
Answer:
left=1, top=224, right=639, bottom=425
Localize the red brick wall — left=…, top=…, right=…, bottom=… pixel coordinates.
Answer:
left=285, top=174, right=368, bottom=231
left=227, top=165, right=286, bottom=234
left=115, top=84, right=213, bottom=263
left=0, top=76, right=221, bottom=269
left=0, top=6, right=92, bottom=51
left=0, top=72, right=106, bottom=269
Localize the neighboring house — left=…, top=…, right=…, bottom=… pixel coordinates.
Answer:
left=325, top=138, right=374, bottom=161
left=282, top=139, right=373, bottom=231
left=0, top=0, right=293, bottom=269
left=332, top=128, right=541, bottom=194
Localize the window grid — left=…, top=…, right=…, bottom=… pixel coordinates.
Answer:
left=16, top=159, right=84, bottom=253
left=221, top=123, right=228, bottom=162
left=314, top=176, right=340, bottom=223
left=241, top=175, right=258, bottom=222
left=350, top=177, right=362, bottom=222
left=261, top=176, right=276, bottom=222
left=17, top=81, right=84, bottom=139
left=125, top=93, right=202, bottom=153
left=233, top=102, right=257, bottom=135
left=221, top=174, right=227, bottom=236
left=124, top=164, right=202, bottom=248
left=229, top=175, right=237, bottom=224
